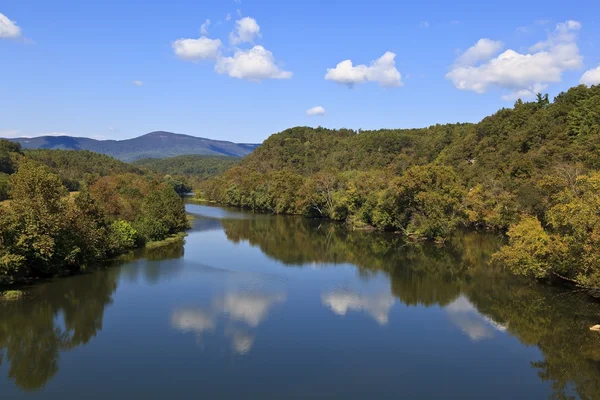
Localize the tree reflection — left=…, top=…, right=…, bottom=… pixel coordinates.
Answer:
left=0, top=268, right=119, bottom=391
left=221, top=214, right=600, bottom=400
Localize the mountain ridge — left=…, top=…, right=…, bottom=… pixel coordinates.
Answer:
left=5, top=131, right=259, bottom=161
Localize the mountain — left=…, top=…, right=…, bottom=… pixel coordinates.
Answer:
left=6, top=131, right=259, bottom=162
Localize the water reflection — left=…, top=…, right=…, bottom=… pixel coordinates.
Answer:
left=217, top=210, right=600, bottom=400
left=0, top=269, right=119, bottom=391
left=444, top=296, right=507, bottom=341
left=171, top=288, right=286, bottom=355
left=1, top=205, right=600, bottom=400
left=322, top=289, right=395, bottom=325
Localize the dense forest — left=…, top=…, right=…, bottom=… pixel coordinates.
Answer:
left=134, top=154, right=239, bottom=188
left=199, top=84, right=600, bottom=293
left=0, top=142, right=188, bottom=284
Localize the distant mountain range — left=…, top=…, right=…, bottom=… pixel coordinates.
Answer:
left=6, top=131, right=259, bottom=162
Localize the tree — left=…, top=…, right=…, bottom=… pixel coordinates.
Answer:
left=7, top=161, right=69, bottom=277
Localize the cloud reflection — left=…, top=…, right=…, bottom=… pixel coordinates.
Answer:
left=171, top=308, right=216, bottom=334
left=221, top=293, right=286, bottom=327
left=171, top=291, right=286, bottom=354
left=321, top=289, right=394, bottom=325
left=444, top=295, right=508, bottom=341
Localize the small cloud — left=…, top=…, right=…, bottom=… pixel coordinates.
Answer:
left=0, top=12, right=21, bottom=39
left=236, top=9, right=242, bottom=17
left=215, top=45, right=292, bottom=81
left=132, top=80, right=144, bottom=86
left=200, top=19, right=211, bottom=35
left=107, top=126, right=118, bottom=133
left=580, top=65, right=600, bottom=86
left=454, top=38, right=504, bottom=66
left=516, top=26, right=529, bottom=33
left=172, top=36, right=222, bottom=61
left=325, top=51, right=403, bottom=88
left=306, top=106, right=326, bottom=116
left=229, top=17, right=260, bottom=44
left=234, top=0, right=241, bottom=3
left=450, top=20, right=461, bottom=25
left=536, top=19, right=551, bottom=25
left=419, top=21, right=430, bottom=29
left=226, top=13, right=232, bottom=22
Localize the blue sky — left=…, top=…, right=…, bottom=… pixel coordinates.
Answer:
left=1, top=0, right=600, bottom=143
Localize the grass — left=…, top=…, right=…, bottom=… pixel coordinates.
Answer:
left=145, top=231, right=187, bottom=249
left=1, top=290, right=24, bottom=301
left=185, top=197, right=210, bottom=204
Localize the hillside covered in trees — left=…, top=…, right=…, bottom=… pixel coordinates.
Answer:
left=134, top=154, right=239, bottom=188
left=0, top=142, right=188, bottom=285
left=199, top=84, right=600, bottom=293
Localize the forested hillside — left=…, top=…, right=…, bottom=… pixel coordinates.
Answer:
left=0, top=142, right=188, bottom=284
left=200, top=84, right=600, bottom=293
left=134, top=154, right=239, bottom=186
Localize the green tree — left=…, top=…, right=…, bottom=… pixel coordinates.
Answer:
left=7, top=161, right=69, bottom=277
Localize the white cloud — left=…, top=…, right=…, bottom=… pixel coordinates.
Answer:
left=236, top=9, right=242, bottom=17
left=447, top=20, right=583, bottom=100
left=215, top=45, right=292, bottom=81
left=455, top=39, right=504, bottom=66
left=200, top=19, right=211, bottom=35
left=420, top=21, right=430, bottom=28
left=132, top=80, right=144, bottom=86
left=325, top=52, right=403, bottom=88
left=321, top=290, right=395, bottom=325
left=0, top=12, right=21, bottom=39
left=306, top=106, right=326, bottom=116
left=229, top=17, right=260, bottom=44
left=580, top=66, right=600, bottom=86
left=172, top=36, right=222, bottom=61
left=173, top=17, right=290, bottom=82
left=225, top=13, right=232, bottom=22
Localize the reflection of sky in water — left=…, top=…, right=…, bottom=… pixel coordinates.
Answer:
left=321, top=289, right=395, bottom=325
left=186, top=203, right=255, bottom=220
left=4, top=209, right=582, bottom=400
left=171, top=289, right=286, bottom=355
left=444, top=295, right=508, bottom=341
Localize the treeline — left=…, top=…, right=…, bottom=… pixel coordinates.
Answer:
left=134, top=154, right=239, bottom=179
left=0, top=143, right=188, bottom=284
left=134, top=154, right=239, bottom=191
left=199, top=84, right=600, bottom=292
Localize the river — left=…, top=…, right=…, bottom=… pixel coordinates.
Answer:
left=1, top=203, right=600, bottom=399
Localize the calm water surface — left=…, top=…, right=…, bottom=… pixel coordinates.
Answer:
left=1, top=204, right=600, bottom=399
